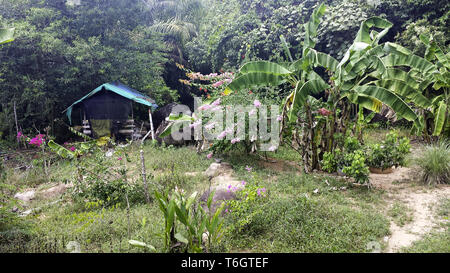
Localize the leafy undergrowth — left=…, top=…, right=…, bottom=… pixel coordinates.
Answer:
left=1, top=143, right=391, bottom=253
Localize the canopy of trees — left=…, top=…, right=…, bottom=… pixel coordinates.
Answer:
left=0, top=0, right=448, bottom=141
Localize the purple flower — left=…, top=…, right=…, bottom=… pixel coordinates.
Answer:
left=241, top=180, right=246, bottom=186
left=254, top=100, right=262, bottom=108
left=211, top=98, right=221, bottom=106
left=277, top=115, right=283, bottom=122
left=207, top=153, right=213, bottom=159
left=70, top=146, right=76, bottom=152
left=198, top=104, right=212, bottom=111
left=217, top=131, right=228, bottom=140
left=245, top=166, right=252, bottom=172
left=212, top=81, right=224, bottom=88
left=205, top=122, right=216, bottom=130
left=231, top=138, right=241, bottom=144
left=189, top=120, right=202, bottom=129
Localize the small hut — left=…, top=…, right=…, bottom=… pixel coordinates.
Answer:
left=64, top=81, right=158, bottom=140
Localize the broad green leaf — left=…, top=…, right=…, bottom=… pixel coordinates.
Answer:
left=128, top=240, right=156, bottom=252
left=354, top=17, right=393, bottom=45
left=168, top=114, right=194, bottom=122
left=353, top=86, right=418, bottom=122
left=382, top=54, right=436, bottom=75
left=303, top=3, right=326, bottom=50
left=238, top=61, right=292, bottom=76
left=289, top=79, right=330, bottom=122
left=433, top=101, right=447, bottom=136
left=225, top=72, right=287, bottom=93
left=0, top=28, right=15, bottom=45
left=174, top=233, right=189, bottom=244
left=47, top=140, right=76, bottom=159
left=372, top=79, right=431, bottom=109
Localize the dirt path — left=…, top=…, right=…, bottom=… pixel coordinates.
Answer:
left=369, top=154, right=449, bottom=252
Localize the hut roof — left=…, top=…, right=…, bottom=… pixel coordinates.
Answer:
left=64, top=81, right=158, bottom=124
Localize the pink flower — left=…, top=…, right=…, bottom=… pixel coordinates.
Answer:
left=277, top=115, right=283, bottom=122
left=268, top=145, right=277, bottom=152
left=198, top=104, right=212, bottom=111
left=189, top=120, right=201, bottom=129
left=245, top=166, right=252, bottom=172
left=231, top=138, right=241, bottom=144
left=211, top=98, right=221, bottom=106
left=70, top=146, right=76, bottom=152
left=254, top=100, right=261, bottom=108
left=318, top=108, right=332, bottom=116
left=205, top=122, right=216, bottom=130
left=29, top=134, right=45, bottom=147
left=207, top=153, right=213, bottom=159
left=212, top=81, right=224, bottom=88
left=217, top=131, right=228, bottom=140
left=241, top=180, right=246, bottom=186
left=17, top=132, right=23, bottom=139
left=118, top=157, right=123, bottom=161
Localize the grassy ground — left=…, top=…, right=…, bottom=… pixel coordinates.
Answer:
left=1, top=140, right=394, bottom=253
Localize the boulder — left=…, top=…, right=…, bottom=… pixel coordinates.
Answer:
left=200, top=162, right=245, bottom=213
left=38, top=184, right=71, bottom=199
left=14, top=190, right=36, bottom=202
left=203, top=162, right=233, bottom=178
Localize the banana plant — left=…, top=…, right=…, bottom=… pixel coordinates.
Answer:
left=0, top=28, right=15, bottom=45
left=224, top=3, right=418, bottom=172
left=375, top=35, right=449, bottom=139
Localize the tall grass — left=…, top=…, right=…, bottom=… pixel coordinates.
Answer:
left=417, top=141, right=450, bottom=185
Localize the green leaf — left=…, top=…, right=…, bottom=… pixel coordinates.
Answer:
left=0, top=28, right=15, bottom=45
left=353, top=86, right=418, bottom=122
left=207, top=190, right=215, bottom=210
left=303, top=3, right=326, bottom=50
left=225, top=72, right=287, bottom=93
left=382, top=54, right=436, bottom=76
left=354, top=17, right=393, bottom=45
left=372, top=79, right=431, bottom=109
left=288, top=79, right=330, bottom=122
left=174, top=233, right=189, bottom=244
left=433, top=101, right=447, bottom=136
left=238, top=61, right=292, bottom=76
left=128, top=240, right=156, bottom=252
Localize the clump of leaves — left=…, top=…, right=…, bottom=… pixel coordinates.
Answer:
left=366, top=131, right=411, bottom=170
left=152, top=188, right=225, bottom=253
left=417, top=142, right=450, bottom=185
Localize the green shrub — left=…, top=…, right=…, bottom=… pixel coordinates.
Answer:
left=366, top=131, right=411, bottom=170
left=342, top=150, right=370, bottom=184
left=417, top=142, right=450, bottom=185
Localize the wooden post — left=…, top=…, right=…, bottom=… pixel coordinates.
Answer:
left=13, top=100, right=19, bottom=145
left=140, top=147, right=150, bottom=204
left=148, top=108, right=155, bottom=141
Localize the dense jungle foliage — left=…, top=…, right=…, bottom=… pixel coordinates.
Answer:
left=0, top=0, right=448, bottom=142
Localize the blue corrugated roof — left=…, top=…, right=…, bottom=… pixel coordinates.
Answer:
left=64, top=81, right=158, bottom=124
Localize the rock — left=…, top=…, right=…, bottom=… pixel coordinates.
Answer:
left=153, top=103, right=193, bottom=146
left=38, top=184, right=70, bottom=199
left=185, top=172, right=201, bottom=177
left=14, top=190, right=36, bottom=202
left=155, top=120, right=193, bottom=146
left=204, top=162, right=233, bottom=178
left=20, top=209, right=34, bottom=217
